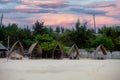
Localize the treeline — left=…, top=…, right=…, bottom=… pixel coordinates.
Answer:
left=0, top=20, right=120, bottom=54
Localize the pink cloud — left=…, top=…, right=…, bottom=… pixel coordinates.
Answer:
left=22, top=0, right=67, bottom=8
left=26, top=13, right=77, bottom=28
left=26, top=13, right=113, bottom=29
left=15, top=5, right=28, bottom=9
left=3, top=13, right=77, bottom=29
left=4, top=13, right=119, bottom=29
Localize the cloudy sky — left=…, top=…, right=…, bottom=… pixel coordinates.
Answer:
left=0, top=0, right=120, bottom=29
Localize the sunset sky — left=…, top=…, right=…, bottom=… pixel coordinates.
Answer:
left=0, top=0, right=120, bottom=29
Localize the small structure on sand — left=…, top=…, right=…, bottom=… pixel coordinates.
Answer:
left=9, top=52, right=23, bottom=60
left=9, top=41, right=24, bottom=60
left=28, top=43, right=42, bottom=59
left=68, top=44, right=80, bottom=59
left=52, top=44, right=63, bottom=59
left=0, top=44, right=7, bottom=58
left=94, top=44, right=107, bottom=59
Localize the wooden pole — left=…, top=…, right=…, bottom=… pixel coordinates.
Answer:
left=0, top=13, right=3, bottom=27
left=93, top=14, right=97, bottom=33
left=7, top=36, right=10, bottom=61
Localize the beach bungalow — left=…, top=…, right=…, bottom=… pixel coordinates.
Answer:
left=9, top=41, right=24, bottom=59
left=68, top=44, right=80, bottom=59
left=0, top=44, right=7, bottom=58
left=28, top=42, right=42, bottom=59
left=52, top=44, right=63, bottom=59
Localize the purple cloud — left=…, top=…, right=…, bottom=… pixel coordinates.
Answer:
left=82, top=3, right=117, bottom=8
left=37, top=3, right=68, bottom=9
left=0, top=9, right=56, bottom=13
left=69, top=7, right=107, bottom=15
left=0, top=0, right=21, bottom=3
left=21, top=0, right=68, bottom=9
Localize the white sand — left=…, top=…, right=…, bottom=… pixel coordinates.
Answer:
left=0, top=59, right=120, bottom=80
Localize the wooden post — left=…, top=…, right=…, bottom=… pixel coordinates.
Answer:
left=93, top=14, right=97, bottom=33
left=0, top=13, right=3, bottom=27
left=7, top=36, right=10, bottom=61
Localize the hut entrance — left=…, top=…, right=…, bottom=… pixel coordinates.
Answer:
left=52, top=44, right=63, bottom=59
left=42, top=51, right=52, bottom=59
left=68, top=44, right=79, bottom=59
left=13, top=46, right=21, bottom=54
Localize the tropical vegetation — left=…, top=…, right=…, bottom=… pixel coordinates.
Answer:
left=0, top=19, right=120, bottom=55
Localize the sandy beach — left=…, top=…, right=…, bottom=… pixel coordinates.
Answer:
left=0, top=59, right=120, bottom=80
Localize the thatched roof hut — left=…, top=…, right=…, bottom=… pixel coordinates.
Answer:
left=0, top=44, right=7, bottom=51
left=0, top=44, right=7, bottom=58
left=94, top=44, right=107, bottom=59
left=94, top=45, right=107, bottom=55
left=52, top=44, right=63, bottom=59
left=68, top=44, right=79, bottom=59
left=9, top=41, right=24, bottom=59
left=28, top=43, right=42, bottom=59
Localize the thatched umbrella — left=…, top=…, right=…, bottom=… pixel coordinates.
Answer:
left=28, top=43, right=42, bottom=59
left=52, top=44, right=63, bottom=59
left=68, top=44, right=80, bottom=59
left=94, top=44, right=107, bottom=59
left=9, top=41, right=24, bottom=59
left=94, top=45, right=107, bottom=55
